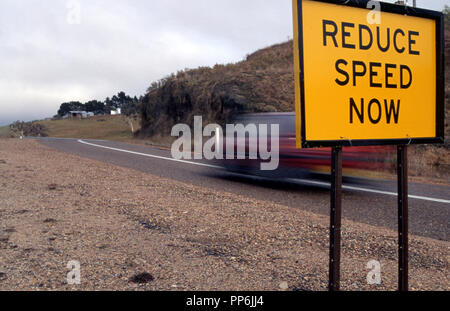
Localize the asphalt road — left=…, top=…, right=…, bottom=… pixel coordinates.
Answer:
left=37, top=137, right=449, bottom=241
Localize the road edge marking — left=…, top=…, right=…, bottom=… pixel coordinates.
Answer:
left=77, top=139, right=222, bottom=169
left=288, top=179, right=450, bottom=204
left=78, top=139, right=449, bottom=205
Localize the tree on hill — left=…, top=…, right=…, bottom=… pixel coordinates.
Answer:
left=104, top=97, right=113, bottom=114
left=84, top=100, right=105, bottom=114
left=57, top=101, right=84, bottom=117
left=105, top=91, right=137, bottom=115
left=122, top=96, right=140, bottom=116
left=114, top=91, right=134, bottom=109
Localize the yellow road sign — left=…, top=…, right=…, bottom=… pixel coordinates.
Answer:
left=292, top=0, right=445, bottom=148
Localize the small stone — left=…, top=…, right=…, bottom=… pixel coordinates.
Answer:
left=279, top=281, right=289, bottom=290
left=0, top=272, right=7, bottom=281
left=48, top=184, right=58, bottom=190
left=129, top=272, right=154, bottom=284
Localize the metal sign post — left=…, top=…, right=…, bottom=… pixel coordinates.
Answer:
left=329, top=147, right=342, bottom=291
left=292, top=0, right=444, bottom=292
left=394, top=0, right=416, bottom=294
left=397, top=145, right=409, bottom=291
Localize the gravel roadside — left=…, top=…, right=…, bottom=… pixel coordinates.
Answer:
left=0, top=139, right=448, bottom=291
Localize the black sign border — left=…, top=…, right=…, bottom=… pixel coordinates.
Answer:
left=295, top=0, right=445, bottom=148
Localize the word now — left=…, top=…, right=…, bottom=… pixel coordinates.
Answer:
left=171, top=116, right=280, bottom=171
left=350, top=98, right=400, bottom=124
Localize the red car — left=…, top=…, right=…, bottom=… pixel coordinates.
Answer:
left=220, top=113, right=394, bottom=179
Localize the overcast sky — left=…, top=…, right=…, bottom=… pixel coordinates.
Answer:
left=0, top=0, right=447, bottom=125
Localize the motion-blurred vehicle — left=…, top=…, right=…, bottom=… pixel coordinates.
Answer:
left=220, top=113, right=394, bottom=179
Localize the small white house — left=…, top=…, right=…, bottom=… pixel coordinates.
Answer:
left=111, top=108, right=122, bottom=115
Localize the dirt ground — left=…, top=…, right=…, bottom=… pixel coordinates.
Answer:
left=0, top=139, right=448, bottom=291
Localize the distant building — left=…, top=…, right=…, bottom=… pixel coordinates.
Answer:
left=66, top=111, right=94, bottom=119
left=394, top=0, right=414, bottom=5
left=111, top=108, right=122, bottom=115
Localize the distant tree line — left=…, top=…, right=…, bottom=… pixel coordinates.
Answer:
left=57, top=91, right=140, bottom=117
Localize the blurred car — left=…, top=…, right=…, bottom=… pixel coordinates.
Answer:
left=219, top=113, right=394, bottom=179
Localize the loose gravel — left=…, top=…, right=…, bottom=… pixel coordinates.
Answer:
left=0, top=139, right=448, bottom=291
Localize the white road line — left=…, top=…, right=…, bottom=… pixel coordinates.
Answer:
left=78, top=139, right=450, bottom=205
left=77, top=139, right=222, bottom=169
left=287, top=179, right=450, bottom=204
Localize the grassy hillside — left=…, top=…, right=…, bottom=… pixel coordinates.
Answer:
left=141, top=21, right=450, bottom=145
left=0, top=126, right=12, bottom=138
left=140, top=41, right=294, bottom=137
left=36, top=115, right=139, bottom=141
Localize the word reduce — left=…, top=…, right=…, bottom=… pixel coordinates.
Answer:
left=322, top=20, right=421, bottom=125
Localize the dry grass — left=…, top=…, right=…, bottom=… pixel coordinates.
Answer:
left=140, top=41, right=295, bottom=137
left=36, top=115, right=140, bottom=141
left=409, top=145, right=450, bottom=181
left=0, top=126, right=11, bottom=138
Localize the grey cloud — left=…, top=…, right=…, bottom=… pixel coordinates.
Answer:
left=0, top=0, right=446, bottom=125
